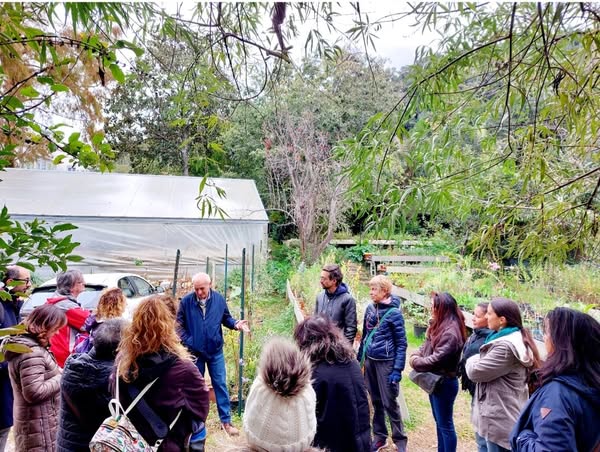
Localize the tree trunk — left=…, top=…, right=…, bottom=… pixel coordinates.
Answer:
left=181, top=146, right=189, bottom=176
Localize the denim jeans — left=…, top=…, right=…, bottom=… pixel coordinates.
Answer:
left=195, top=351, right=231, bottom=423
left=485, top=440, right=510, bottom=452
left=429, top=376, right=459, bottom=452
left=475, top=432, right=488, bottom=452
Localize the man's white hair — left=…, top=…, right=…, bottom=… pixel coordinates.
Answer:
left=192, top=272, right=211, bottom=284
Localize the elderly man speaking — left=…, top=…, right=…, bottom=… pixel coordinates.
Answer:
left=177, top=272, right=249, bottom=436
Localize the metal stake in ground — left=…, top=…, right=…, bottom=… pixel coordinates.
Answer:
left=251, top=244, right=255, bottom=293
left=224, top=244, right=228, bottom=300
left=172, top=249, right=180, bottom=298
left=238, top=247, right=246, bottom=417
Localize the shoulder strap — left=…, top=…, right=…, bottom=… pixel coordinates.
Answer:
left=116, top=363, right=182, bottom=446
left=122, top=377, right=159, bottom=417
left=360, top=307, right=397, bottom=367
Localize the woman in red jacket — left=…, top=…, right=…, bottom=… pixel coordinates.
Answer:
left=115, top=295, right=210, bottom=451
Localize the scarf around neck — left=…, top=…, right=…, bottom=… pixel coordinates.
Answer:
left=484, top=326, right=519, bottom=344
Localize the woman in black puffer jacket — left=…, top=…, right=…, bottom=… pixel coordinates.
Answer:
left=57, top=319, right=126, bottom=452
left=295, top=314, right=371, bottom=452
left=458, top=302, right=492, bottom=397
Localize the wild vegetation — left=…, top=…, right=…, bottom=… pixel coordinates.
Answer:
left=2, top=3, right=599, bottom=276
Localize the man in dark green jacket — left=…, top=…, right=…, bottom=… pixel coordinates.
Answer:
left=0, top=265, right=31, bottom=451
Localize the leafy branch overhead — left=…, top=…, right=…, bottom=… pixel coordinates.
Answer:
left=0, top=3, right=146, bottom=172
left=0, top=206, right=82, bottom=286
left=196, top=175, right=229, bottom=220
left=340, top=2, right=600, bottom=262
left=2, top=1, right=599, bottom=270
left=0, top=324, right=30, bottom=363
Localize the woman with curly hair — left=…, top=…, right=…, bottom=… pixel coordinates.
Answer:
left=114, top=295, right=209, bottom=451
left=4, top=304, right=66, bottom=452
left=409, top=292, right=467, bottom=452
left=466, top=298, right=540, bottom=452
left=74, top=287, right=127, bottom=353
left=510, top=307, right=600, bottom=451
left=294, top=315, right=371, bottom=452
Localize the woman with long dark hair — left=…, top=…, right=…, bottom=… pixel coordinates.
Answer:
left=409, top=292, right=467, bottom=452
left=4, top=304, right=66, bottom=452
left=510, top=307, right=600, bottom=451
left=466, top=297, right=540, bottom=452
left=115, top=295, right=209, bottom=451
left=294, top=314, right=371, bottom=452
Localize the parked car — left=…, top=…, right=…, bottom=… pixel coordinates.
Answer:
left=20, top=273, right=165, bottom=319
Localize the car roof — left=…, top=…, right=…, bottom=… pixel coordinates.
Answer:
left=38, top=272, right=141, bottom=287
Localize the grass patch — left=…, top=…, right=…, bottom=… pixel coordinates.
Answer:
left=405, top=320, right=427, bottom=349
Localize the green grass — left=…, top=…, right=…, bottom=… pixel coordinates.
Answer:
left=405, top=320, right=426, bottom=349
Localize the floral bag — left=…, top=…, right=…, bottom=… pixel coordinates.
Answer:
left=90, top=368, right=181, bottom=452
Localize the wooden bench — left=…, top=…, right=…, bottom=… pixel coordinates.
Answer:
left=330, top=239, right=424, bottom=248
left=369, top=255, right=451, bottom=275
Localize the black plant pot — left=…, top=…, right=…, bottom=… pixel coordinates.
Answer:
left=413, top=324, right=427, bottom=338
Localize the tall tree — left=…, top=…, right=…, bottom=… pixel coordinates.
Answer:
left=105, top=38, right=232, bottom=176
left=266, top=111, right=346, bottom=263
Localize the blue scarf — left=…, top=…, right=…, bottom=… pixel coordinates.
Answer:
left=484, top=326, right=519, bottom=344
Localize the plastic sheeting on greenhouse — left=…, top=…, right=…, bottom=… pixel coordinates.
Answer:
left=0, top=169, right=268, bottom=280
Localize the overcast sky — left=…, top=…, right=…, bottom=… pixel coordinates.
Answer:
left=159, top=1, right=440, bottom=70
left=289, top=1, right=440, bottom=69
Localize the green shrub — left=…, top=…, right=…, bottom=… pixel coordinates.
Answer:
left=343, top=243, right=376, bottom=263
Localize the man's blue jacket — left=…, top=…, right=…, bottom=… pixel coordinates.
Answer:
left=1, top=295, right=23, bottom=430
left=177, top=289, right=237, bottom=359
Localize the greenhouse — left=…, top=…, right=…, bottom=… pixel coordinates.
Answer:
left=0, top=169, right=268, bottom=279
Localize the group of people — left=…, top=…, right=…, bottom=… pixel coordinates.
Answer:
left=0, top=267, right=248, bottom=451
left=1, top=263, right=599, bottom=452
left=311, top=264, right=600, bottom=452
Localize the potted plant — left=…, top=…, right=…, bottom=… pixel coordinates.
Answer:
left=403, top=302, right=430, bottom=338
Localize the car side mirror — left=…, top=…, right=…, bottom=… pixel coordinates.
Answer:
left=155, top=286, right=165, bottom=294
